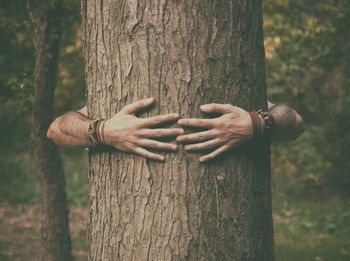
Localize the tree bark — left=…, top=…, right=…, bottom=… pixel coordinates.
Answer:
left=83, top=0, right=274, bottom=260
left=28, top=1, right=73, bottom=260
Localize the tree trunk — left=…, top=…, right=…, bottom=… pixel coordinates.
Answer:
left=28, top=1, right=73, bottom=260
left=83, top=0, right=274, bottom=260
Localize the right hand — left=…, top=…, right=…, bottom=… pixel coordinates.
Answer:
left=104, top=97, right=183, bottom=161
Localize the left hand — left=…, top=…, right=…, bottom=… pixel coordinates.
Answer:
left=177, top=103, right=256, bottom=162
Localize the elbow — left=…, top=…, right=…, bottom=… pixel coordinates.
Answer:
left=47, top=118, right=60, bottom=143
left=295, top=113, right=305, bottom=137
left=274, top=113, right=305, bottom=142
left=286, top=113, right=305, bottom=141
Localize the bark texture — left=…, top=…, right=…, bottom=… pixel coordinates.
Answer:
left=28, top=1, right=73, bottom=260
left=83, top=0, right=274, bottom=260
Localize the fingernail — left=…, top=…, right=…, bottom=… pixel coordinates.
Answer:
left=199, top=157, right=205, bottom=162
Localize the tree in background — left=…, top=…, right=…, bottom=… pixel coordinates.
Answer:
left=27, top=0, right=73, bottom=260
left=83, top=0, right=273, bottom=259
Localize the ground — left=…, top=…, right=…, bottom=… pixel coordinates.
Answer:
left=0, top=194, right=349, bottom=261
left=0, top=204, right=87, bottom=261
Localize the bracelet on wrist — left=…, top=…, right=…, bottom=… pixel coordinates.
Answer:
left=248, top=111, right=264, bottom=138
left=248, top=110, right=275, bottom=139
left=88, top=119, right=105, bottom=146
left=257, top=109, right=275, bottom=136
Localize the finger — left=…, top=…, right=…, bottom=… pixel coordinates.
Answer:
left=199, top=145, right=230, bottom=162
left=140, top=128, right=184, bottom=138
left=176, top=130, right=216, bottom=143
left=121, top=97, right=154, bottom=114
left=142, top=113, right=180, bottom=127
left=177, top=118, right=214, bottom=128
left=134, top=147, right=164, bottom=161
left=139, top=139, right=177, bottom=151
left=184, top=138, right=222, bottom=152
left=200, top=103, right=234, bottom=114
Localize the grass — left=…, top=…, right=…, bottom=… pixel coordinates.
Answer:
left=273, top=190, right=350, bottom=261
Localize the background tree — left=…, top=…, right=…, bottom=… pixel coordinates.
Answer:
left=83, top=0, right=274, bottom=260
left=27, top=0, right=73, bottom=260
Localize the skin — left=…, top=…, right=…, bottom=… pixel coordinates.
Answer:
left=47, top=97, right=184, bottom=161
left=47, top=98, right=304, bottom=162
left=176, top=101, right=305, bottom=162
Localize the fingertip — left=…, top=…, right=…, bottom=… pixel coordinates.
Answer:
left=178, top=119, right=184, bottom=125
left=200, top=104, right=209, bottom=111
left=199, top=157, right=205, bottom=162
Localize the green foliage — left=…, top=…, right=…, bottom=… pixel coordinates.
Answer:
left=62, top=150, right=89, bottom=206
left=0, top=0, right=85, bottom=205
left=264, top=0, right=350, bottom=195
left=273, top=190, right=350, bottom=261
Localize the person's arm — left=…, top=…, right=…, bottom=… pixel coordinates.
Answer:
left=176, top=101, right=304, bottom=162
left=267, top=101, right=305, bottom=141
left=47, top=98, right=184, bottom=161
left=47, top=106, right=91, bottom=147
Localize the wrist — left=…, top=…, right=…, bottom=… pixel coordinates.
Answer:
left=257, top=113, right=265, bottom=131
left=248, top=110, right=275, bottom=139
left=101, top=119, right=115, bottom=147
left=88, top=118, right=105, bottom=146
left=257, top=110, right=275, bottom=136
left=248, top=111, right=264, bottom=138
left=98, top=119, right=107, bottom=145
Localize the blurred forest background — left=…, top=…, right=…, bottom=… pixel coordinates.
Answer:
left=0, top=0, right=349, bottom=260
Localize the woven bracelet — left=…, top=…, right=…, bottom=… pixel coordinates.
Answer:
left=88, top=119, right=105, bottom=146
left=248, top=111, right=264, bottom=138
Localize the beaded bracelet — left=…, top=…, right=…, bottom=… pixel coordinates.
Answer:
left=248, top=110, right=275, bottom=138
left=257, top=109, right=275, bottom=136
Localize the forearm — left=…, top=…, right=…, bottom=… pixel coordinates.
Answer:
left=47, top=111, right=92, bottom=147
left=268, top=102, right=305, bottom=141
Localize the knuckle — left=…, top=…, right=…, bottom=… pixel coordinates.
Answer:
left=199, top=134, right=206, bottom=140
left=152, top=118, right=161, bottom=124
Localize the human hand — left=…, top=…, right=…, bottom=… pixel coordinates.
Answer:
left=177, top=103, right=258, bottom=162
left=104, top=97, right=184, bottom=161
